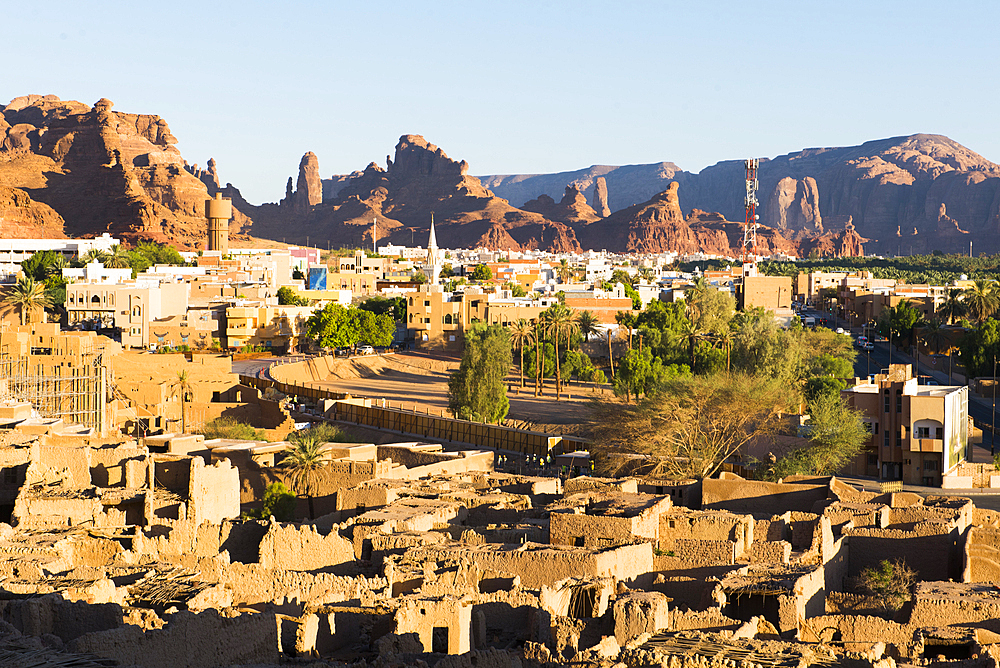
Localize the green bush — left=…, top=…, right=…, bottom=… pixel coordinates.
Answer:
left=199, top=417, right=267, bottom=441
left=287, top=421, right=359, bottom=445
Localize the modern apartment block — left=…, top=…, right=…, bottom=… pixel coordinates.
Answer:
left=841, top=364, right=968, bottom=485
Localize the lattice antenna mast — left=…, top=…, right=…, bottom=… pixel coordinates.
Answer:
left=741, top=158, right=760, bottom=265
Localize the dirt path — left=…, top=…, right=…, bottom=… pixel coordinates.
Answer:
left=313, top=353, right=601, bottom=428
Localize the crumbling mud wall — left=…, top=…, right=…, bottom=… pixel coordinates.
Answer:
left=69, top=608, right=279, bottom=668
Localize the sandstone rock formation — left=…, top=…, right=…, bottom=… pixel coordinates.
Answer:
left=763, top=176, right=822, bottom=233
left=522, top=185, right=601, bottom=225
left=0, top=187, right=66, bottom=238
left=481, top=134, right=1000, bottom=255
left=295, top=151, right=322, bottom=210
left=246, top=135, right=582, bottom=252
left=576, top=182, right=861, bottom=258
left=591, top=176, right=611, bottom=217
left=0, top=95, right=254, bottom=248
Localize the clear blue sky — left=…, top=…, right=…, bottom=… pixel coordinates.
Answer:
left=5, top=0, right=998, bottom=204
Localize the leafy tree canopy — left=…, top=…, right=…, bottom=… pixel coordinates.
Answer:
left=306, top=303, right=395, bottom=348
left=277, top=286, right=310, bottom=306
left=448, top=324, right=512, bottom=422
left=471, top=263, right=493, bottom=282
left=358, top=295, right=406, bottom=321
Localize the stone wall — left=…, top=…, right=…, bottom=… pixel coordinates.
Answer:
left=702, top=478, right=829, bottom=515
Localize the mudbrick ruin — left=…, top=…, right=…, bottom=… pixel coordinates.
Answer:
left=0, top=412, right=997, bottom=668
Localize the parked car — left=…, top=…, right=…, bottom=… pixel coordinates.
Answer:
left=334, top=347, right=350, bottom=357
left=862, top=342, right=874, bottom=351
left=357, top=345, right=375, bottom=355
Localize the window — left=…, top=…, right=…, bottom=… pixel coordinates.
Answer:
left=896, top=389, right=902, bottom=413
left=916, top=427, right=930, bottom=439
left=935, top=427, right=944, bottom=439
left=424, top=301, right=430, bottom=307
left=925, top=460, right=938, bottom=471
left=884, top=390, right=890, bottom=413
left=884, top=430, right=890, bottom=448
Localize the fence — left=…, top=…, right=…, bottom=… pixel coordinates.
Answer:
left=879, top=480, right=902, bottom=493
left=239, top=374, right=590, bottom=459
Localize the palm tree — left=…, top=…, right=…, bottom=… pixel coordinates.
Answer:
left=104, top=245, right=132, bottom=269
left=81, top=249, right=110, bottom=265
left=534, top=318, right=544, bottom=396
left=45, top=254, right=68, bottom=278
left=557, top=259, right=572, bottom=284
left=509, top=319, right=535, bottom=389
left=577, top=310, right=600, bottom=342
left=171, top=370, right=192, bottom=434
left=919, top=318, right=949, bottom=355
left=713, top=329, right=735, bottom=373
left=4, top=276, right=52, bottom=326
left=938, top=288, right=966, bottom=325
left=546, top=305, right=578, bottom=399
left=615, top=311, right=637, bottom=350
left=965, top=279, right=999, bottom=323
left=280, top=436, right=330, bottom=518
left=639, top=267, right=655, bottom=282
left=677, top=318, right=703, bottom=370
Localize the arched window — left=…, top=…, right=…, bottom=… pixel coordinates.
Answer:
left=91, top=295, right=101, bottom=304
left=444, top=314, right=453, bottom=325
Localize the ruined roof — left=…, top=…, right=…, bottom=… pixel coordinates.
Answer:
left=719, top=564, right=818, bottom=594
left=548, top=491, right=669, bottom=517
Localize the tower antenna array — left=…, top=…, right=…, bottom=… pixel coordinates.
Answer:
left=741, top=158, right=759, bottom=265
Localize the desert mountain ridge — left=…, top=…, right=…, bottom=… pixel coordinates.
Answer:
left=0, top=94, right=991, bottom=257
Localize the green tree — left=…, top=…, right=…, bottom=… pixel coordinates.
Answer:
left=965, top=279, right=1000, bottom=323
left=959, top=319, right=1000, bottom=378
left=593, top=373, right=792, bottom=480
left=471, top=264, right=493, bottom=282
left=877, top=300, right=924, bottom=347
left=448, top=324, right=512, bottom=422
left=509, top=319, right=535, bottom=388
left=171, top=370, right=192, bottom=434
left=4, top=276, right=52, bottom=326
left=21, top=250, right=64, bottom=282
left=544, top=304, right=578, bottom=398
left=277, top=286, right=310, bottom=306
left=770, top=394, right=868, bottom=477
left=919, top=318, right=950, bottom=355
left=104, top=245, right=132, bottom=269
left=557, top=259, right=572, bottom=283
left=614, top=348, right=689, bottom=403
left=938, top=288, right=966, bottom=325
left=440, top=263, right=454, bottom=279
left=855, top=559, right=916, bottom=612
left=411, top=271, right=428, bottom=284
left=249, top=482, right=297, bottom=521
left=305, top=304, right=395, bottom=348
left=280, top=436, right=329, bottom=518
left=577, top=310, right=600, bottom=342
left=359, top=295, right=406, bottom=321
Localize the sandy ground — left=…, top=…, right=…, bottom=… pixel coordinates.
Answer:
left=311, top=352, right=600, bottom=432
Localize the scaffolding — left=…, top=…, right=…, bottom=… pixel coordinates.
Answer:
left=0, top=355, right=108, bottom=433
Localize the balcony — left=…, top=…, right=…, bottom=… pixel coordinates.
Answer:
left=912, top=438, right=943, bottom=453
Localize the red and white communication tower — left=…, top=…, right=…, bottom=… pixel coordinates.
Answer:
left=741, top=158, right=760, bottom=266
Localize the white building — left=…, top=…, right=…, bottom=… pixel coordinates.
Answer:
left=1, top=234, right=121, bottom=279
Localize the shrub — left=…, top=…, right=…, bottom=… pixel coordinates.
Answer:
left=287, top=421, right=359, bottom=445
left=855, top=558, right=916, bottom=611
left=199, top=416, right=267, bottom=441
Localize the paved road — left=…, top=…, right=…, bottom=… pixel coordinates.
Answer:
left=799, top=305, right=999, bottom=461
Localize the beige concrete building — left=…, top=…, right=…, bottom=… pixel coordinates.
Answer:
left=225, top=305, right=314, bottom=352
left=66, top=282, right=188, bottom=348
left=842, top=363, right=968, bottom=484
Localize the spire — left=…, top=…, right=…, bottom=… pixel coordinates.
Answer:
left=426, top=213, right=440, bottom=284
